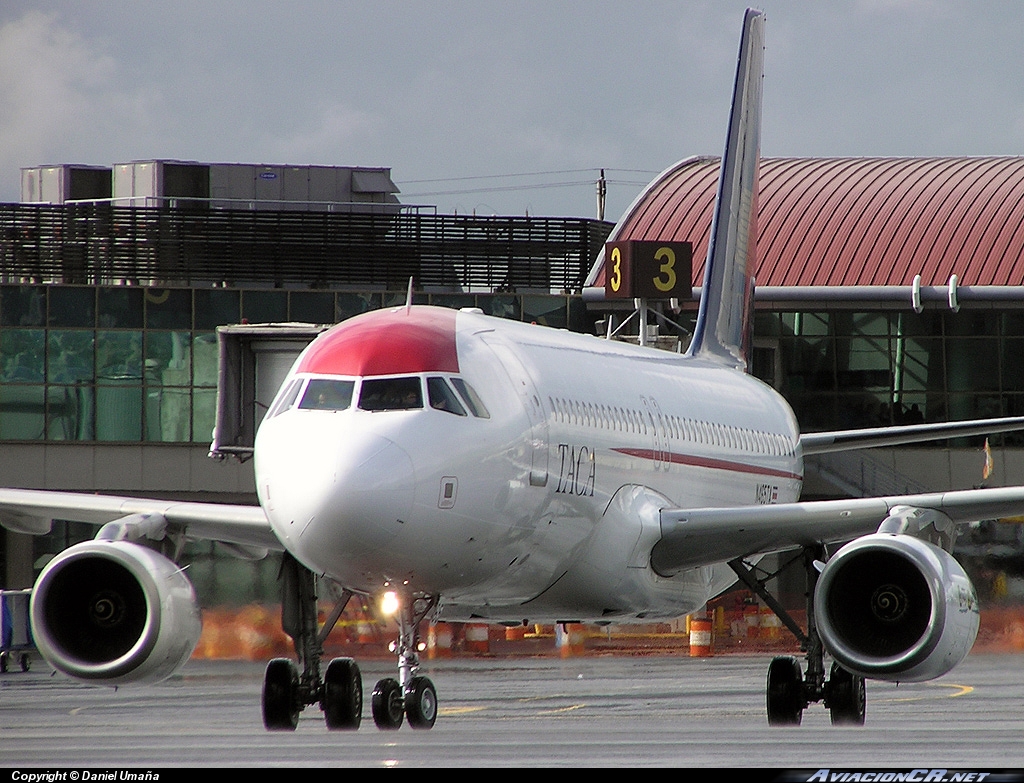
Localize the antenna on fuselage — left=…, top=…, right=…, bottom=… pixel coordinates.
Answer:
left=404, top=277, right=414, bottom=314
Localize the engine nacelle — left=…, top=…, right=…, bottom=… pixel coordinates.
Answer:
left=30, top=540, right=202, bottom=685
left=814, top=533, right=979, bottom=682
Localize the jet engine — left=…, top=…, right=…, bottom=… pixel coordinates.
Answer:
left=813, top=533, right=979, bottom=683
left=30, top=540, right=202, bottom=685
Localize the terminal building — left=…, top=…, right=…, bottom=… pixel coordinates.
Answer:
left=2, top=155, right=1024, bottom=603
left=588, top=156, right=1024, bottom=503
left=0, top=160, right=612, bottom=596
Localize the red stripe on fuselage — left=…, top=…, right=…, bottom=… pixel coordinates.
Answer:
left=611, top=447, right=802, bottom=481
left=297, top=306, right=460, bottom=377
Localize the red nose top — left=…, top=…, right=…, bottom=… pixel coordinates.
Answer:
left=297, top=306, right=460, bottom=376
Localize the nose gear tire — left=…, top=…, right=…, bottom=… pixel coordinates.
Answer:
left=405, top=675, right=438, bottom=729
left=372, top=677, right=405, bottom=730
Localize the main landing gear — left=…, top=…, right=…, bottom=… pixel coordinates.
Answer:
left=729, top=545, right=866, bottom=727
left=262, top=554, right=362, bottom=730
left=261, top=553, right=439, bottom=731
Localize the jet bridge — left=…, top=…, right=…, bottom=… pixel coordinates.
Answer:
left=210, top=323, right=328, bottom=461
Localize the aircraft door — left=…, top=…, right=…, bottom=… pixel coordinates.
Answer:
left=642, top=395, right=668, bottom=471
left=480, top=335, right=549, bottom=487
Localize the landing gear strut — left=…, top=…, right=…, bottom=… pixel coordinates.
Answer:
left=372, top=591, right=439, bottom=730
left=261, top=555, right=440, bottom=731
left=729, top=545, right=866, bottom=727
left=262, top=554, right=362, bottom=730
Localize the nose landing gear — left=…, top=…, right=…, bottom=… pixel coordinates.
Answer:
left=372, top=591, right=438, bottom=730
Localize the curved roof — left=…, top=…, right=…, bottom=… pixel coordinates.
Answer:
left=590, top=156, right=1024, bottom=289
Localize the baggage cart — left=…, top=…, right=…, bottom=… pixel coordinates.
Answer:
left=0, top=588, right=34, bottom=672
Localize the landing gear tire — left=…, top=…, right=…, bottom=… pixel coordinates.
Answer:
left=405, top=675, right=438, bottom=730
left=766, top=655, right=804, bottom=726
left=372, top=677, right=405, bottom=730
left=323, top=657, right=362, bottom=730
left=826, top=662, right=866, bottom=726
left=262, top=658, right=300, bottom=731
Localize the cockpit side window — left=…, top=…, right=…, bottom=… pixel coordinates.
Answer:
left=450, top=378, right=490, bottom=419
left=267, top=378, right=304, bottom=418
left=298, top=378, right=355, bottom=411
left=358, top=376, right=423, bottom=411
left=427, top=377, right=467, bottom=416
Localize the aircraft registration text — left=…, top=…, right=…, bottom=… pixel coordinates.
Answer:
left=756, top=483, right=779, bottom=504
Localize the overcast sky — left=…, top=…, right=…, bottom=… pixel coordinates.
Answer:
left=2, top=1, right=1022, bottom=221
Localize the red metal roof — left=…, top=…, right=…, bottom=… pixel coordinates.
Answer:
left=592, top=156, right=1024, bottom=288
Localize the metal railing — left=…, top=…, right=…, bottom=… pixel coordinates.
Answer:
left=0, top=203, right=614, bottom=292
left=62, top=196, right=433, bottom=214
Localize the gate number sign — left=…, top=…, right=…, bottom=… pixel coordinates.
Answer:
left=604, top=240, right=692, bottom=300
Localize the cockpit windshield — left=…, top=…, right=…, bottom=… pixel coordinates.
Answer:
left=269, top=374, right=489, bottom=420
left=298, top=378, right=355, bottom=411
left=358, top=377, right=423, bottom=411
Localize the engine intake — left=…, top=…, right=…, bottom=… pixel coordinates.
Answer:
left=30, top=540, right=202, bottom=685
left=814, top=533, right=978, bottom=682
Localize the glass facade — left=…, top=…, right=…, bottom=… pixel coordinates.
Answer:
left=3, top=286, right=1022, bottom=445
left=6, top=290, right=1024, bottom=602
left=754, top=309, right=1024, bottom=443
left=0, top=285, right=588, bottom=601
left=0, top=285, right=587, bottom=444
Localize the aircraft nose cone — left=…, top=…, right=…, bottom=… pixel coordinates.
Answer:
left=287, top=434, right=416, bottom=572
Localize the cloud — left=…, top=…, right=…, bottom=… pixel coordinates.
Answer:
left=265, top=103, right=385, bottom=165
left=0, top=12, right=127, bottom=194
left=853, top=0, right=952, bottom=14
left=2, top=2, right=1022, bottom=217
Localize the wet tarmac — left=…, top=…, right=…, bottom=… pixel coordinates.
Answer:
left=1, top=653, right=1022, bottom=768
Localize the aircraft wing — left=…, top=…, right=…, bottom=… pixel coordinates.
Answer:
left=800, top=415, right=1024, bottom=454
left=0, top=488, right=281, bottom=552
left=650, top=484, right=1024, bottom=576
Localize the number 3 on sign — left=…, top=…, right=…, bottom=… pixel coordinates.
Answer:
left=652, top=246, right=676, bottom=293
left=609, top=246, right=622, bottom=293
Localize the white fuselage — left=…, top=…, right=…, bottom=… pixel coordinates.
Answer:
left=254, top=306, right=802, bottom=623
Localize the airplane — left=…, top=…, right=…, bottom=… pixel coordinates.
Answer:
left=4, top=7, right=1024, bottom=730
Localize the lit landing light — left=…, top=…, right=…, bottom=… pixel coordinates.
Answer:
left=381, top=590, right=400, bottom=616
left=380, top=590, right=427, bottom=653
left=388, top=640, right=428, bottom=653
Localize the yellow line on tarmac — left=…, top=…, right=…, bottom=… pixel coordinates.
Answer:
left=518, top=694, right=572, bottom=703
left=932, top=683, right=974, bottom=698
left=440, top=706, right=487, bottom=715
left=886, top=682, right=973, bottom=703
left=538, top=704, right=586, bottom=715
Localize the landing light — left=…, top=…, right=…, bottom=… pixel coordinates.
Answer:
left=381, top=590, right=400, bottom=616
left=389, top=640, right=426, bottom=653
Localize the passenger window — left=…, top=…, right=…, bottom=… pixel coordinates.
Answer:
left=358, top=377, right=423, bottom=411
left=298, top=378, right=355, bottom=411
left=427, top=377, right=467, bottom=416
left=450, top=377, right=490, bottom=419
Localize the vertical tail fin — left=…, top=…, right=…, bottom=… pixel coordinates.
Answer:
left=686, top=8, right=764, bottom=371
